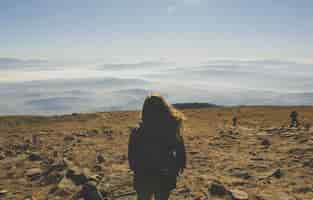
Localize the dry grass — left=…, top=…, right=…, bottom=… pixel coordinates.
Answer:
left=0, top=106, right=312, bottom=199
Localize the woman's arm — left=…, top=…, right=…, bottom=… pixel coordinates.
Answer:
left=128, top=128, right=137, bottom=171
left=175, top=125, right=186, bottom=173
left=177, top=135, right=186, bottom=172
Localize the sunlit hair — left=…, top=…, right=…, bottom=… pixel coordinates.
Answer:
left=141, top=93, right=185, bottom=137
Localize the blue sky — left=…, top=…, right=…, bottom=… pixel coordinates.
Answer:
left=1, top=0, right=312, bottom=64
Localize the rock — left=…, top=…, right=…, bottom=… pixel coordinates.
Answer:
left=26, top=168, right=43, bottom=180
left=64, top=135, right=76, bottom=142
left=28, top=152, right=43, bottom=161
left=303, top=159, right=313, bottom=168
left=66, top=168, right=89, bottom=185
left=209, top=180, right=227, bottom=196
left=261, top=138, right=271, bottom=146
left=96, top=153, right=105, bottom=164
left=0, top=189, right=8, bottom=196
left=0, top=151, right=5, bottom=160
left=40, top=162, right=67, bottom=185
left=31, top=135, right=41, bottom=146
left=193, top=192, right=207, bottom=200
left=177, top=186, right=192, bottom=194
left=230, top=189, right=248, bottom=200
left=53, top=151, right=58, bottom=157
left=87, top=129, right=100, bottom=136
left=256, top=194, right=272, bottom=200
left=293, top=186, right=312, bottom=193
left=271, top=168, right=285, bottom=178
left=64, top=163, right=95, bottom=186
left=275, top=192, right=292, bottom=200
left=93, top=165, right=102, bottom=172
left=102, top=127, right=113, bottom=136
left=228, top=168, right=252, bottom=179
left=81, top=181, right=106, bottom=200
left=50, top=177, right=80, bottom=197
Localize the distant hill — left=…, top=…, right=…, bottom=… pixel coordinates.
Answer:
left=173, top=103, right=218, bottom=109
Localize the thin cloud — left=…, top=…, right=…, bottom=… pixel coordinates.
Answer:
left=166, top=0, right=203, bottom=15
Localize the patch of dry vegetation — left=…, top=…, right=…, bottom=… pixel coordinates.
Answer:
left=0, top=107, right=312, bottom=199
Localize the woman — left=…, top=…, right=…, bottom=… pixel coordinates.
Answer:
left=128, top=93, right=186, bottom=200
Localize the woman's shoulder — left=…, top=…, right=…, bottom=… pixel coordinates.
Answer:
left=130, top=122, right=143, bottom=136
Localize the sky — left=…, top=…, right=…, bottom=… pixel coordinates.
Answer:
left=1, top=0, right=313, bottom=64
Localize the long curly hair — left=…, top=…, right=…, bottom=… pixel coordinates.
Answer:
left=141, top=93, right=185, bottom=139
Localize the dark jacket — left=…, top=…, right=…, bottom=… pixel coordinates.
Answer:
left=128, top=123, right=186, bottom=191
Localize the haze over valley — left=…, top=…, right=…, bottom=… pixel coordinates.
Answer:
left=1, top=58, right=312, bottom=115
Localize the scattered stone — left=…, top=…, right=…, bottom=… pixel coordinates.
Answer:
left=209, top=180, right=227, bottom=196
left=293, top=186, right=312, bottom=193
left=31, top=135, right=41, bottom=147
left=51, top=177, right=79, bottom=197
left=256, top=194, right=272, bottom=200
left=229, top=189, right=248, bottom=200
left=53, top=151, right=58, bottom=157
left=0, top=189, right=8, bottom=196
left=275, top=192, right=291, bottom=200
left=96, top=153, right=105, bottom=164
left=177, top=186, right=192, bottom=194
left=62, top=160, right=96, bottom=186
left=261, top=138, right=271, bottom=146
left=28, top=152, right=43, bottom=161
left=64, top=135, right=76, bottom=142
left=87, top=129, right=101, bottom=136
left=228, top=168, right=252, bottom=180
left=93, top=164, right=102, bottom=172
left=40, top=162, right=67, bottom=185
left=102, top=126, right=113, bottom=136
left=303, top=159, right=313, bottom=168
left=81, top=181, right=106, bottom=200
left=0, top=151, right=5, bottom=160
left=271, top=168, right=285, bottom=178
left=66, top=168, right=89, bottom=185
left=26, top=168, right=43, bottom=180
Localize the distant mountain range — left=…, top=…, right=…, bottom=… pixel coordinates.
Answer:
left=173, top=103, right=218, bottom=109
left=0, top=58, right=48, bottom=69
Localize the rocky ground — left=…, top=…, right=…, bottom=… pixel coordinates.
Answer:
left=0, top=106, right=312, bottom=200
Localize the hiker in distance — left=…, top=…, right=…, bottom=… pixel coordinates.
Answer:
left=128, top=93, right=186, bottom=200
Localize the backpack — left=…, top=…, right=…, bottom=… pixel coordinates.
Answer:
left=128, top=124, right=185, bottom=175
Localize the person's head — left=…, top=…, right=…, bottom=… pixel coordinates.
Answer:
left=141, top=93, right=185, bottom=131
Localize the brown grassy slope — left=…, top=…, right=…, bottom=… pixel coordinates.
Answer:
left=0, top=106, right=312, bottom=200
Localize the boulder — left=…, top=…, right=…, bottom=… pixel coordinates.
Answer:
left=0, top=151, right=5, bottom=160
left=40, top=162, right=67, bottom=185
left=66, top=168, right=89, bottom=185
left=96, top=153, right=105, bottom=164
left=28, top=152, right=43, bottom=161
left=209, top=180, right=227, bottom=196
left=271, top=168, right=285, bottom=178
left=26, top=168, right=43, bottom=180
left=64, top=135, right=76, bottom=142
left=230, top=189, right=248, bottom=200
left=0, top=189, right=8, bottom=196
left=303, top=159, right=313, bottom=168
left=228, top=168, right=252, bottom=180
left=81, top=181, right=106, bottom=200
left=261, top=138, right=271, bottom=146
left=50, top=177, right=80, bottom=197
